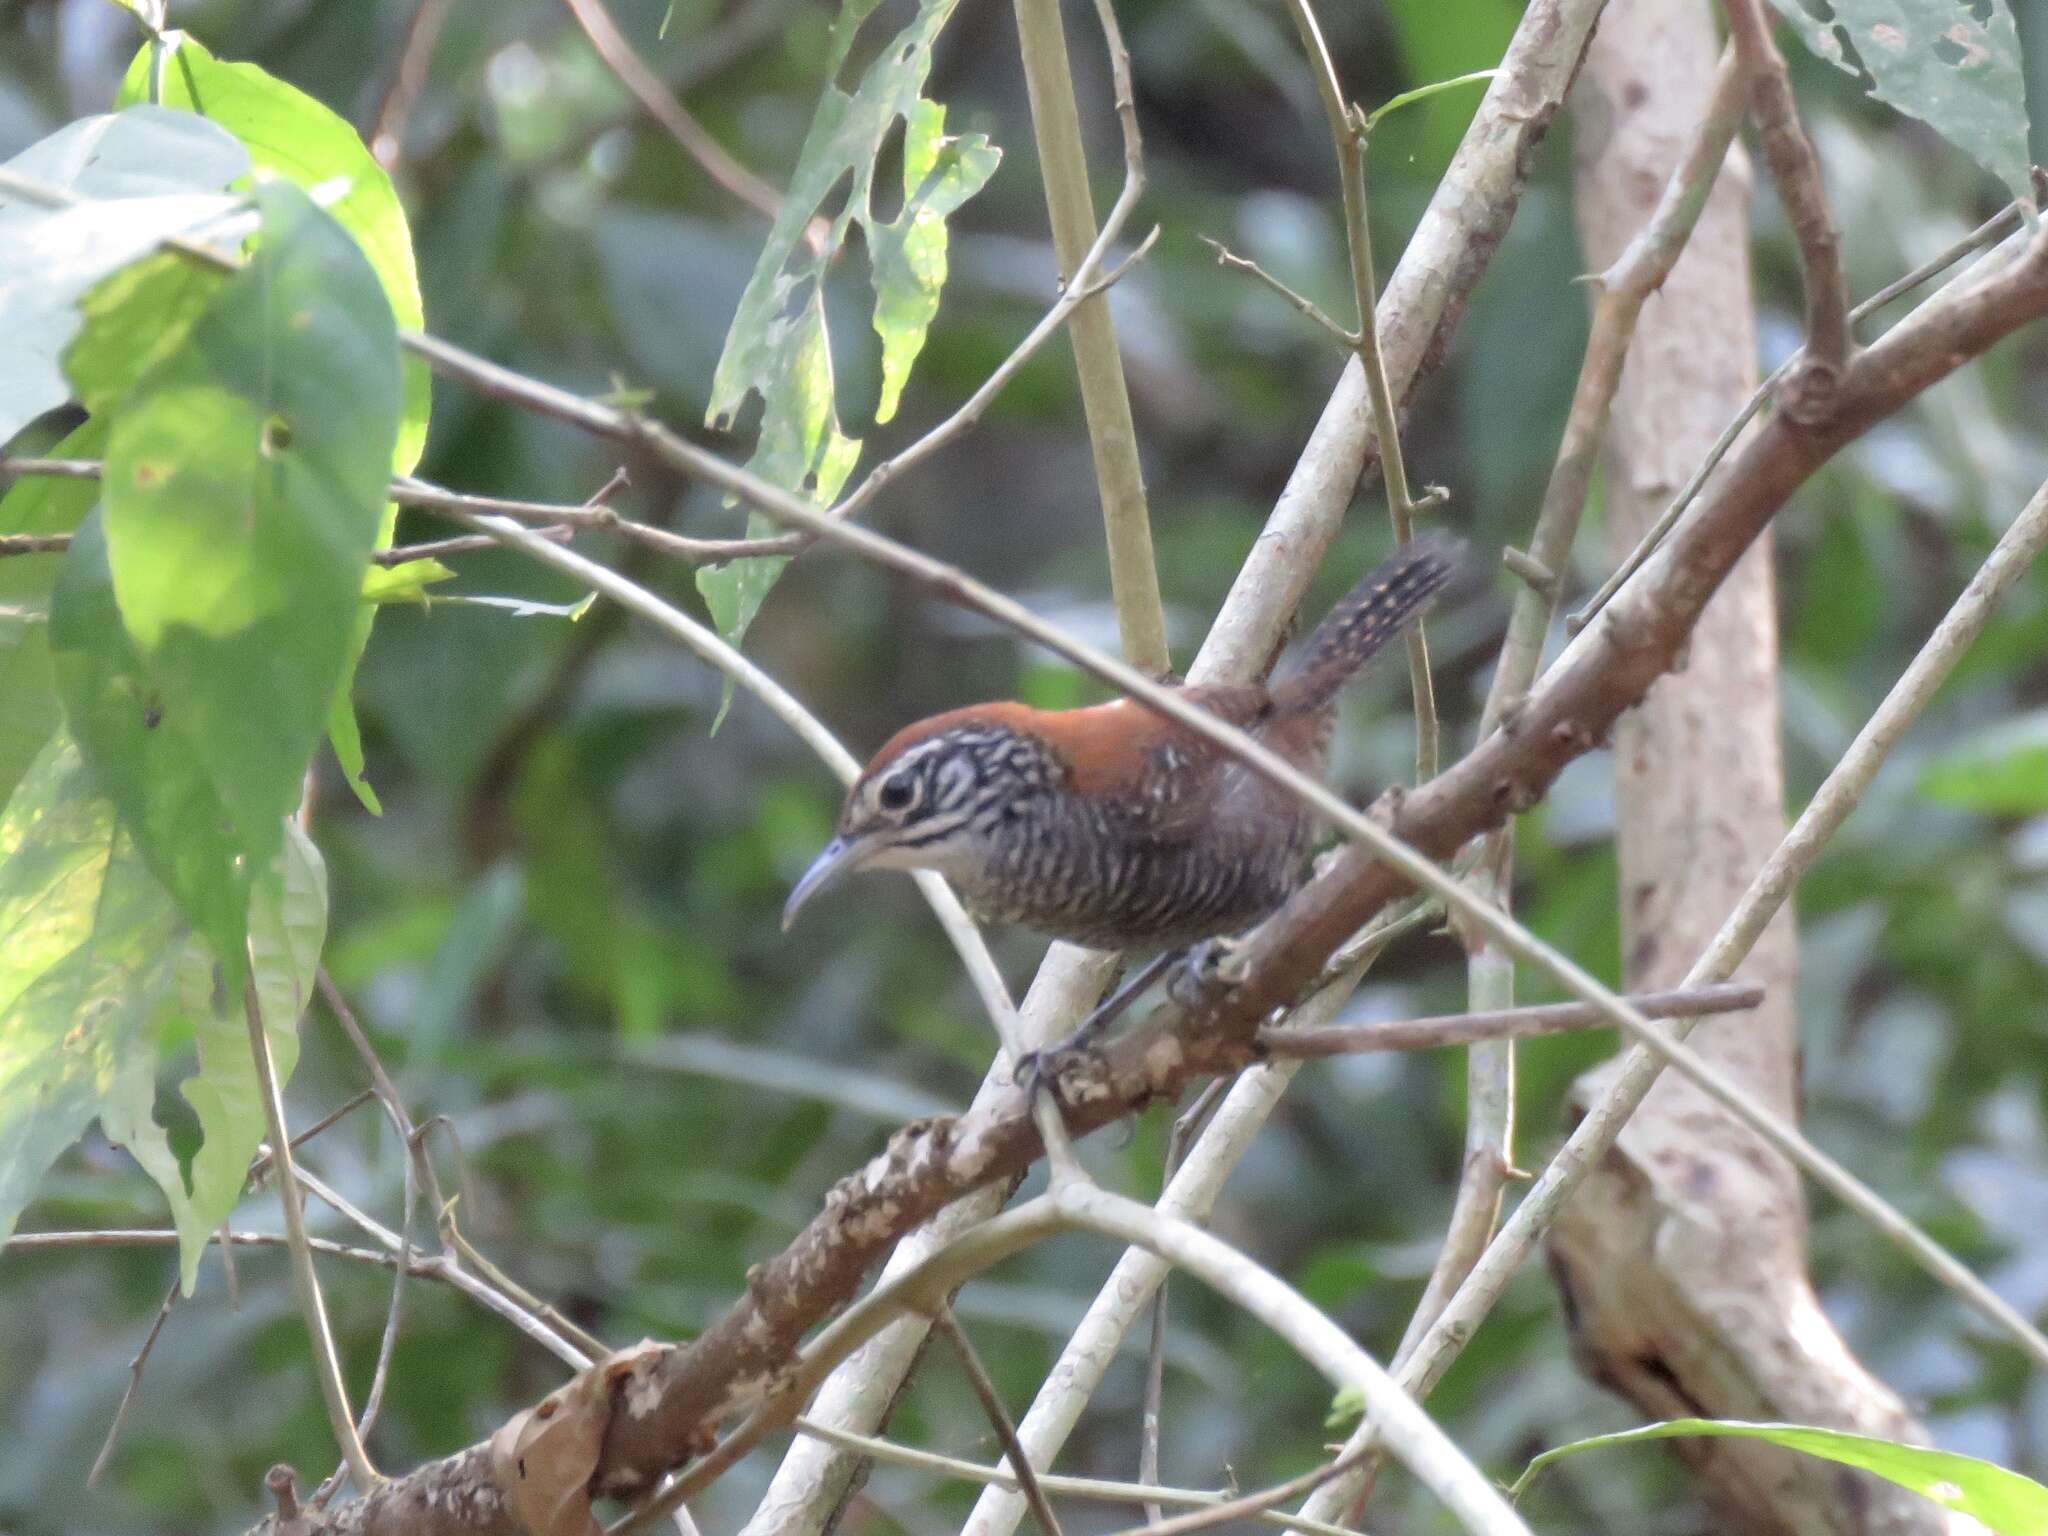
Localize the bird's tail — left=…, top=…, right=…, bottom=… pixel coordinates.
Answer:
left=1272, top=535, right=1462, bottom=715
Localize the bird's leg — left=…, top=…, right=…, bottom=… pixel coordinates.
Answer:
left=1019, top=948, right=1184, bottom=1094
left=1167, top=934, right=1254, bottom=1007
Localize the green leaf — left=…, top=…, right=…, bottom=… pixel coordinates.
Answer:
left=64, top=247, right=230, bottom=417
left=116, top=31, right=433, bottom=812
left=1507, top=1419, right=2048, bottom=1533
left=50, top=510, right=251, bottom=984
left=0, top=734, right=326, bottom=1290
left=1326, top=1384, right=1365, bottom=1429
left=0, top=735, right=186, bottom=1250
left=53, top=179, right=398, bottom=973
left=115, top=33, right=427, bottom=448
left=1918, top=710, right=2048, bottom=815
left=162, top=819, right=324, bottom=1292
left=361, top=556, right=457, bottom=605
left=0, top=417, right=105, bottom=809
left=0, top=104, right=249, bottom=440
left=1766, top=0, right=2035, bottom=210
left=698, top=0, right=999, bottom=674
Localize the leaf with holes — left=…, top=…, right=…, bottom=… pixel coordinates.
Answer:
left=119, top=31, right=433, bottom=813
left=0, top=105, right=249, bottom=441
left=0, top=733, right=326, bottom=1290
left=1766, top=0, right=2034, bottom=209
left=1508, top=1419, right=2048, bottom=1533
left=697, top=0, right=999, bottom=690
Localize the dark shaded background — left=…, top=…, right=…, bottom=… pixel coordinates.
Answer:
left=3, top=0, right=2048, bottom=1530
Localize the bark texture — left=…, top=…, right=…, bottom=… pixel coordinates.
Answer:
left=1544, top=4, right=1961, bottom=1532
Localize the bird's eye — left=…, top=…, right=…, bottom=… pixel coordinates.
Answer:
left=878, top=774, right=916, bottom=812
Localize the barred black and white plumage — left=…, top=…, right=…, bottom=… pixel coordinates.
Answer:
left=782, top=539, right=1463, bottom=951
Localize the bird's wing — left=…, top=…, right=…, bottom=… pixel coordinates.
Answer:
left=1060, top=688, right=1274, bottom=844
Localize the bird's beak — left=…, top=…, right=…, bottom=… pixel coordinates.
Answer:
left=782, top=835, right=863, bottom=930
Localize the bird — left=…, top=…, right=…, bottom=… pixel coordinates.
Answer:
left=782, top=537, right=1461, bottom=1008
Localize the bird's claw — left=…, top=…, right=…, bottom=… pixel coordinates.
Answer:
left=1170, top=936, right=1250, bottom=1006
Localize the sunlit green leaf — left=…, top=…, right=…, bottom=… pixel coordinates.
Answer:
left=53, top=180, right=397, bottom=974
left=163, top=820, right=324, bottom=1292
left=1918, top=710, right=2048, bottom=815
left=64, top=247, right=229, bottom=417
left=0, top=105, right=248, bottom=440
left=0, top=733, right=325, bottom=1290
left=118, top=31, right=432, bottom=812
left=698, top=0, right=999, bottom=680
left=361, top=557, right=457, bottom=605
left=0, top=735, right=185, bottom=1250
left=1766, top=0, right=2034, bottom=209
left=115, top=33, right=427, bottom=442
left=49, top=510, right=250, bottom=983
left=1508, top=1419, right=2048, bottom=1533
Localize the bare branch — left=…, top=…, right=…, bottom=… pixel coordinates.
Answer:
left=1721, top=0, right=1850, bottom=407
left=1570, top=196, right=2029, bottom=632
left=1265, top=982, right=1765, bottom=1057
left=933, top=1309, right=1064, bottom=1536
left=794, top=1417, right=1361, bottom=1536
left=559, top=0, right=790, bottom=229
left=1316, top=468, right=2048, bottom=1517
left=1199, top=234, right=1357, bottom=347
left=366, top=0, right=457, bottom=169
left=1276, top=0, right=1439, bottom=775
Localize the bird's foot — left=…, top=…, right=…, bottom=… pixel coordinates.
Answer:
left=1168, top=935, right=1252, bottom=1007
left=1014, top=947, right=1190, bottom=1107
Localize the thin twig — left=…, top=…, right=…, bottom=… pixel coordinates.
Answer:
left=309, top=974, right=422, bottom=1508
left=934, top=1308, right=1064, bottom=1536
left=86, top=1281, right=178, bottom=1488
left=1722, top=0, right=1849, bottom=408
left=1097, top=1439, right=1377, bottom=1536
left=0, top=519, right=577, bottom=566
left=242, top=977, right=380, bottom=1491
left=5, top=1225, right=597, bottom=1370
left=1265, top=982, right=1765, bottom=1057
left=1139, top=1079, right=1226, bottom=1522
left=1275, top=0, right=1439, bottom=778
left=1479, top=43, right=1746, bottom=738
left=1568, top=197, right=2028, bottom=632
left=790, top=1417, right=1362, bottom=1536
left=559, top=0, right=791, bottom=229
left=1199, top=235, right=1356, bottom=347
left=366, top=0, right=458, bottom=168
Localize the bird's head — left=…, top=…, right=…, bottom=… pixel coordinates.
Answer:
left=781, top=704, right=1064, bottom=929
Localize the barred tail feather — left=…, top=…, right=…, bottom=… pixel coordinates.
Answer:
left=1274, top=536, right=1462, bottom=714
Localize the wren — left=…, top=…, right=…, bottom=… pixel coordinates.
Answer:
left=782, top=537, right=1459, bottom=953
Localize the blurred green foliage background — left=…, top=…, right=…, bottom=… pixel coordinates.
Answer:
left=3, top=0, right=2047, bottom=1530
